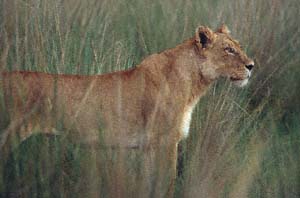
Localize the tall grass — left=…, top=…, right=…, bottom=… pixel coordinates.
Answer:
left=0, top=0, right=300, bottom=197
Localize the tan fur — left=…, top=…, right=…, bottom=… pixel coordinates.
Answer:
left=0, top=25, right=253, bottom=197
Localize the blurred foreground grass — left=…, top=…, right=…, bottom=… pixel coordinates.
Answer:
left=0, top=0, right=300, bottom=197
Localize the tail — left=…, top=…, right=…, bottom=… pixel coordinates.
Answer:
left=0, top=120, right=23, bottom=161
left=0, top=30, right=10, bottom=72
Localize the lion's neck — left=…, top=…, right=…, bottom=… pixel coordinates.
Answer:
left=137, top=39, right=215, bottom=139
left=139, top=38, right=214, bottom=106
left=165, top=39, right=214, bottom=104
left=138, top=39, right=216, bottom=103
left=167, top=39, right=215, bottom=138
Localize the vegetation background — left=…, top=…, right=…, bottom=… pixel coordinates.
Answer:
left=0, top=0, right=299, bottom=197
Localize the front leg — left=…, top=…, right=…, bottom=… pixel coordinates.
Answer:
left=165, top=142, right=178, bottom=198
left=139, top=142, right=178, bottom=198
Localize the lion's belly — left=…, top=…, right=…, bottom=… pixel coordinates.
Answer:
left=61, top=101, right=146, bottom=147
left=56, top=113, right=145, bottom=147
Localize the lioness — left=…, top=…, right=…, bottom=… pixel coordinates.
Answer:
left=0, top=25, right=253, bottom=197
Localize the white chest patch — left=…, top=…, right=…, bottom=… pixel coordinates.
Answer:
left=181, top=103, right=197, bottom=138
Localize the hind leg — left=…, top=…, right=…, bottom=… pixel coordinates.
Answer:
left=0, top=110, right=58, bottom=161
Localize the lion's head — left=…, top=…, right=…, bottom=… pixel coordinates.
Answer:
left=195, top=24, right=254, bottom=87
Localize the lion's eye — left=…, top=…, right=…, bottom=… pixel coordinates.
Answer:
left=225, top=47, right=235, bottom=54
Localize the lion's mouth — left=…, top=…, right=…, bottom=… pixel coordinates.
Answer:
left=230, top=77, right=249, bottom=87
left=230, top=77, right=245, bottom=81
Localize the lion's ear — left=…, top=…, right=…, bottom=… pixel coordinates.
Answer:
left=217, top=24, right=230, bottom=34
left=195, top=26, right=215, bottom=48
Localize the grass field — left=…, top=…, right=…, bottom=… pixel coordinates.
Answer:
left=0, top=0, right=300, bottom=197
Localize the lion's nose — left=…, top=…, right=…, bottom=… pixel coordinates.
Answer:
left=245, top=64, right=254, bottom=71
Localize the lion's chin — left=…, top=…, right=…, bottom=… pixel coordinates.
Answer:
left=232, top=78, right=249, bottom=87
